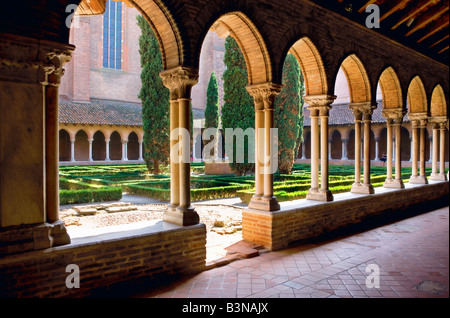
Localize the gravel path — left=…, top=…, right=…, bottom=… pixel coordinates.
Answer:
left=61, top=198, right=246, bottom=262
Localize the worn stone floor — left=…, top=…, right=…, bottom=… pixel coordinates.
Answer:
left=127, top=205, right=449, bottom=299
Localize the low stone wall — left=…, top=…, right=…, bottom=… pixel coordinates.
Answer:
left=0, top=222, right=206, bottom=297
left=243, top=181, right=449, bottom=251
left=205, top=162, right=234, bottom=175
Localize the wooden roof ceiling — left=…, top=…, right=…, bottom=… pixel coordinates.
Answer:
left=326, top=0, right=449, bottom=66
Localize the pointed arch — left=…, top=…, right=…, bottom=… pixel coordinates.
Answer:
left=289, top=37, right=328, bottom=96
left=430, top=84, right=447, bottom=117
left=378, top=67, right=403, bottom=109
left=339, top=54, right=371, bottom=103
left=210, top=12, right=272, bottom=85
left=407, top=76, right=427, bottom=113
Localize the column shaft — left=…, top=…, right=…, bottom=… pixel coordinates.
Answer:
left=431, top=126, right=439, bottom=178
left=310, top=110, right=320, bottom=190
left=386, top=120, right=394, bottom=182
left=419, top=123, right=427, bottom=182
left=394, top=121, right=404, bottom=187
left=354, top=119, right=362, bottom=184
left=411, top=124, right=419, bottom=178
left=363, top=118, right=373, bottom=189
left=169, top=99, right=180, bottom=210
left=178, top=98, right=192, bottom=210
left=439, top=124, right=447, bottom=179
left=255, top=109, right=264, bottom=197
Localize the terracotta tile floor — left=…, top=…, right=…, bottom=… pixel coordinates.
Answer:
left=132, top=206, right=449, bottom=298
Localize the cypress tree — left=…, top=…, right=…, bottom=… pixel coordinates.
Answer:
left=294, top=69, right=305, bottom=160
left=137, top=15, right=169, bottom=174
left=274, top=53, right=303, bottom=174
left=221, top=36, right=255, bottom=176
left=204, top=71, right=220, bottom=159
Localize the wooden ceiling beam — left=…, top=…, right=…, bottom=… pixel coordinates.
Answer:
left=405, top=1, right=449, bottom=36
left=391, top=0, right=439, bottom=30
left=417, top=15, right=449, bottom=43
left=437, top=45, right=449, bottom=53
left=379, top=0, right=411, bottom=22
left=429, top=34, right=449, bottom=47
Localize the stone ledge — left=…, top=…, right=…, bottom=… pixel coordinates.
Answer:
left=0, top=221, right=207, bottom=297
left=243, top=181, right=449, bottom=251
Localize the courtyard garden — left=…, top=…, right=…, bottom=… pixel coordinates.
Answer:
left=59, top=163, right=438, bottom=205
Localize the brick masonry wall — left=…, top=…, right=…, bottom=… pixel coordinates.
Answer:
left=243, top=182, right=449, bottom=251
left=0, top=223, right=206, bottom=297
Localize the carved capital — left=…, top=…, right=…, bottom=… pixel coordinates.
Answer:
left=304, top=94, right=336, bottom=110
left=409, top=112, right=429, bottom=129
left=160, top=66, right=199, bottom=100
left=349, top=102, right=376, bottom=121
left=247, top=82, right=282, bottom=111
left=382, top=108, right=405, bottom=122
left=0, top=33, right=74, bottom=85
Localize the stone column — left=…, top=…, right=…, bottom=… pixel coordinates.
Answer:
left=350, top=107, right=362, bottom=190
left=342, top=139, right=348, bottom=160
left=160, top=66, right=199, bottom=226
left=105, top=139, right=111, bottom=161
left=410, top=120, right=419, bottom=181
left=409, top=136, right=413, bottom=162
left=428, top=136, right=433, bottom=163
left=439, top=122, right=448, bottom=181
left=247, top=83, right=282, bottom=211
left=419, top=119, right=428, bottom=183
left=374, top=137, right=380, bottom=161
left=121, top=139, right=128, bottom=161
left=88, top=138, right=94, bottom=162
left=45, top=50, right=73, bottom=248
left=70, top=138, right=76, bottom=162
left=305, top=95, right=336, bottom=202
left=301, top=142, right=306, bottom=160
left=0, top=34, right=73, bottom=254
left=139, top=140, right=143, bottom=161
left=430, top=123, right=440, bottom=179
left=409, top=113, right=428, bottom=184
left=350, top=102, right=375, bottom=194
left=328, top=139, right=332, bottom=160
left=382, top=108, right=405, bottom=188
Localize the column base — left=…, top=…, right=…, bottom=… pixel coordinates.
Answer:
left=429, top=173, right=447, bottom=181
left=163, top=206, right=199, bottom=226
left=0, top=221, right=71, bottom=256
left=248, top=195, right=280, bottom=211
left=409, top=175, right=428, bottom=184
left=351, top=183, right=375, bottom=194
left=383, top=179, right=405, bottom=189
left=306, top=188, right=334, bottom=202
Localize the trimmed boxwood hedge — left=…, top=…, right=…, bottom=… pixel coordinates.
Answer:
left=59, top=177, right=122, bottom=204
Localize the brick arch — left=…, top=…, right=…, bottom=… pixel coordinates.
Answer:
left=209, top=12, right=272, bottom=85
left=378, top=66, right=403, bottom=109
left=430, top=84, right=447, bottom=117
left=338, top=54, right=371, bottom=103
left=288, top=37, right=328, bottom=96
left=407, top=76, right=427, bottom=114
left=131, top=0, right=184, bottom=69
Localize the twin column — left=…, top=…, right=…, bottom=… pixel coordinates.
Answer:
left=160, top=66, right=200, bottom=226
left=349, top=102, right=376, bottom=194
left=247, top=83, right=283, bottom=211
left=382, top=108, right=406, bottom=189
left=409, top=113, right=429, bottom=184
left=430, top=118, right=448, bottom=181
left=304, top=95, right=337, bottom=202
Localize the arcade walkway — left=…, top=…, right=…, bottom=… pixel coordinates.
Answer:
left=114, top=206, right=449, bottom=298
